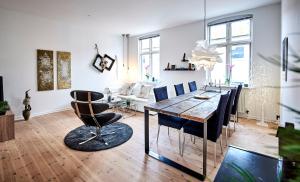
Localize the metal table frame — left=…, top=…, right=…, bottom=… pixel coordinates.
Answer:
left=144, top=90, right=224, bottom=180
left=144, top=109, right=207, bottom=180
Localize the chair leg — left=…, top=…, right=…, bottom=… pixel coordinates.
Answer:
left=214, top=142, right=217, bottom=168
left=181, top=133, right=186, bottom=156
left=220, top=137, right=223, bottom=154
left=225, top=126, right=228, bottom=146
left=178, top=130, right=181, bottom=155
left=168, top=127, right=170, bottom=136
left=156, top=125, right=161, bottom=143
left=193, top=136, right=196, bottom=144
left=79, top=127, right=104, bottom=145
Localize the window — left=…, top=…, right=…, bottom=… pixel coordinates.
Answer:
left=139, top=36, right=160, bottom=81
left=209, top=18, right=252, bottom=84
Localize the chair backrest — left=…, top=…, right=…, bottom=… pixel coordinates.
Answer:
left=70, top=90, right=109, bottom=119
left=208, top=92, right=230, bottom=142
left=70, top=90, right=104, bottom=101
left=174, top=83, right=185, bottom=96
left=188, top=81, right=197, bottom=92
left=153, top=86, right=168, bottom=102
left=223, top=89, right=237, bottom=126
left=231, top=84, right=242, bottom=115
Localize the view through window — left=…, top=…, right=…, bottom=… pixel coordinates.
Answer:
left=139, top=36, right=160, bottom=81
left=209, top=18, right=252, bottom=84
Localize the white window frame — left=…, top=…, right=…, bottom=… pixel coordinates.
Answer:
left=138, top=35, right=160, bottom=81
left=208, top=18, right=253, bottom=84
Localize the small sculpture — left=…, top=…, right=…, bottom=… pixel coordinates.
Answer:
left=22, top=89, right=31, bottom=120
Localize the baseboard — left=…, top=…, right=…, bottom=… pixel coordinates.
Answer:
left=15, top=107, right=72, bottom=121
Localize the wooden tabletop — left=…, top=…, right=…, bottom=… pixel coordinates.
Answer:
left=145, top=90, right=227, bottom=123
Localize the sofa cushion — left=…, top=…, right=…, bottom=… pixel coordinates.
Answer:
left=119, top=83, right=135, bottom=96
left=131, top=82, right=142, bottom=96
left=137, top=84, right=152, bottom=98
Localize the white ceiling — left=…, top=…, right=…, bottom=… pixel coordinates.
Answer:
left=0, top=0, right=280, bottom=35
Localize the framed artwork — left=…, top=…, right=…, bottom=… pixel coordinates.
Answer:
left=57, top=51, right=71, bottom=89
left=37, top=49, right=54, bottom=91
left=92, top=54, right=115, bottom=73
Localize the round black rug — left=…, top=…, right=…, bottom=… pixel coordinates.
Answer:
left=64, top=122, right=133, bottom=151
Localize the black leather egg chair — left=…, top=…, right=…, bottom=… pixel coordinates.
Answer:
left=70, top=90, right=122, bottom=145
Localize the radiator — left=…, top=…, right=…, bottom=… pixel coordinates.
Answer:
left=238, top=89, right=246, bottom=114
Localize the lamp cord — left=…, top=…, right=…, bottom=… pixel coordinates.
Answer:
left=203, top=0, right=207, bottom=39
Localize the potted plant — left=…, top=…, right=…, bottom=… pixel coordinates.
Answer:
left=0, top=101, right=9, bottom=115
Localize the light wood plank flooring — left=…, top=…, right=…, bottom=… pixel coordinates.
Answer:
left=0, top=110, right=278, bottom=182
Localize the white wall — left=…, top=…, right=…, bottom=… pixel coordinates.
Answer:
left=0, top=8, right=123, bottom=119
left=129, top=3, right=281, bottom=121
left=281, top=0, right=300, bottom=129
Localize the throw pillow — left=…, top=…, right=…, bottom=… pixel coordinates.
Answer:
left=138, top=84, right=152, bottom=98
left=119, top=83, right=135, bottom=96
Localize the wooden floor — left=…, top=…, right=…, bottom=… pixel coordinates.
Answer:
left=0, top=110, right=278, bottom=182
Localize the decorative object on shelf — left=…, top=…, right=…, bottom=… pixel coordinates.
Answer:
left=189, top=0, right=222, bottom=86
left=37, top=49, right=54, bottom=91
left=92, top=44, right=115, bottom=73
left=0, top=101, right=9, bottom=115
left=166, top=62, right=170, bottom=70
left=57, top=51, right=71, bottom=89
left=181, top=53, right=189, bottom=62
left=22, top=89, right=31, bottom=120
left=103, top=87, right=112, bottom=102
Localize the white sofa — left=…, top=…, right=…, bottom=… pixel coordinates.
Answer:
left=114, top=82, right=157, bottom=112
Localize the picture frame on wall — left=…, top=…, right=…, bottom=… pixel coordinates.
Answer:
left=57, top=51, right=71, bottom=89
left=37, top=49, right=54, bottom=91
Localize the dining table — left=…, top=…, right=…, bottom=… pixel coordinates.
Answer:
left=144, top=89, right=227, bottom=181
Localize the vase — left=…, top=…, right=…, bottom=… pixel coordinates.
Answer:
left=22, top=109, right=30, bottom=120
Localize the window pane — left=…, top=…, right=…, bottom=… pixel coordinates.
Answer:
left=231, top=19, right=251, bottom=42
left=141, top=39, right=150, bottom=53
left=211, top=47, right=226, bottom=84
left=141, top=54, right=151, bottom=80
left=152, top=53, right=160, bottom=80
left=231, top=44, right=250, bottom=84
left=152, top=37, right=160, bottom=52
left=210, top=24, right=226, bottom=44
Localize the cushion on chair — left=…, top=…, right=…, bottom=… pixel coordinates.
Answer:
left=80, top=112, right=122, bottom=127
left=158, top=113, right=187, bottom=130
left=153, top=86, right=168, bottom=102
left=174, top=83, right=185, bottom=96
left=188, top=81, right=197, bottom=92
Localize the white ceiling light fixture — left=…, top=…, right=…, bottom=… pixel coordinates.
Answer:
left=189, top=0, right=222, bottom=84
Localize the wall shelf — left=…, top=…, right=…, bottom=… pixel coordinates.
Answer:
left=164, top=69, right=196, bottom=71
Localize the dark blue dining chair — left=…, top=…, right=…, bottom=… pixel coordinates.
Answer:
left=182, top=92, right=230, bottom=167
left=174, top=83, right=185, bottom=96
left=153, top=86, right=188, bottom=154
left=188, top=81, right=197, bottom=92
left=223, top=89, right=236, bottom=145
left=231, top=84, right=242, bottom=131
